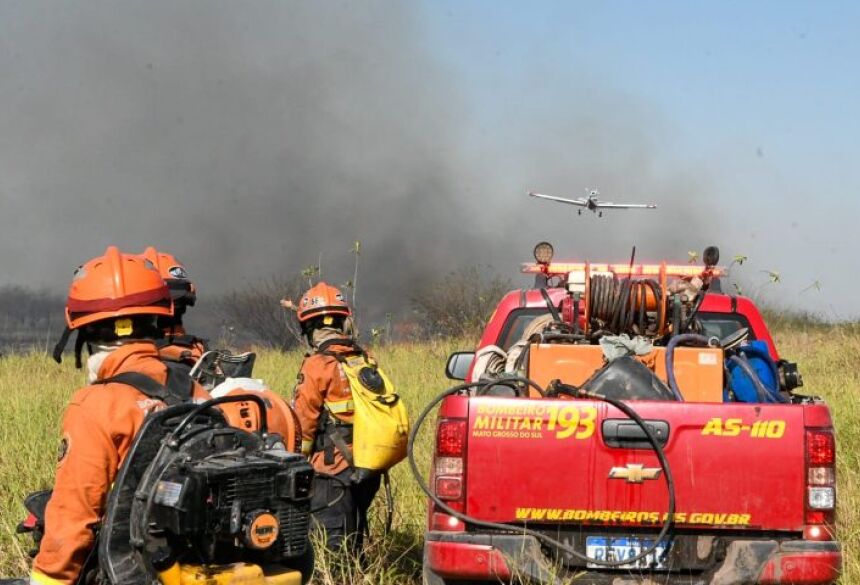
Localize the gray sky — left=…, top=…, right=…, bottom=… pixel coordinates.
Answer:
left=1, top=1, right=856, bottom=323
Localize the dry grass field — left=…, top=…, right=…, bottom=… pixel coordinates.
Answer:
left=1, top=325, right=857, bottom=583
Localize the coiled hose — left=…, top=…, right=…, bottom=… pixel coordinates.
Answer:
left=589, top=275, right=663, bottom=337
left=407, top=377, right=676, bottom=569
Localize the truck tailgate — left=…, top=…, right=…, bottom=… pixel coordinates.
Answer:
left=465, top=397, right=806, bottom=532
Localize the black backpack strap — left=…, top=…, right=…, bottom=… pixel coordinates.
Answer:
left=316, top=337, right=356, bottom=357
left=98, top=367, right=192, bottom=407
left=156, top=334, right=208, bottom=350
left=317, top=338, right=371, bottom=364
left=327, top=427, right=355, bottom=468
left=313, top=410, right=355, bottom=467
left=163, top=361, right=195, bottom=401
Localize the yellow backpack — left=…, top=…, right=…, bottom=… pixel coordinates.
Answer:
left=335, top=351, right=410, bottom=471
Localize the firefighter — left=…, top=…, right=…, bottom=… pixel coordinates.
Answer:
left=139, top=246, right=206, bottom=366
left=139, top=246, right=301, bottom=453
left=35, top=246, right=212, bottom=585
left=291, top=283, right=381, bottom=551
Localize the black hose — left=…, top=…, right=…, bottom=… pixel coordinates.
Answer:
left=671, top=296, right=682, bottom=336
left=308, top=472, right=352, bottom=514
left=169, top=394, right=269, bottom=441
left=407, top=378, right=676, bottom=568
left=475, top=375, right=549, bottom=398
left=539, top=333, right=587, bottom=344
left=383, top=471, right=394, bottom=535
left=612, top=279, right=632, bottom=332
left=486, top=375, right=547, bottom=397
left=665, top=334, right=716, bottom=401
left=637, top=284, right=647, bottom=333
left=682, top=292, right=707, bottom=333
left=644, top=279, right=664, bottom=335
left=540, top=288, right=562, bottom=323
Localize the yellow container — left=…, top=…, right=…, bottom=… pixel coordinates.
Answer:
left=158, top=563, right=302, bottom=585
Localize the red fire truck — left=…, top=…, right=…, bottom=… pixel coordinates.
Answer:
left=416, top=244, right=840, bottom=585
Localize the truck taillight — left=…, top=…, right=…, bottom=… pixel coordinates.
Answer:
left=435, top=418, right=467, bottom=503
left=807, top=430, right=835, bottom=465
left=435, top=476, right=464, bottom=500
left=437, top=420, right=467, bottom=457
left=805, top=429, right=835, bottom=532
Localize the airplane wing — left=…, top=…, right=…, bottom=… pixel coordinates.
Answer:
left=528, top=192, right=588, bottom=207
left=594, top=202, right=657, bottom=209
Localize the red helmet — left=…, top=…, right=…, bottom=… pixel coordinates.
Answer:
left=140, top=247, right=197, bottom=307
left=297, top=282, right=351, bottom=323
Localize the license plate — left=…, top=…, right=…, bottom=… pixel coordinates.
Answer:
left=585, top=536, right=669, bottom=569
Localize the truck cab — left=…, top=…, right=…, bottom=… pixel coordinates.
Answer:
left=422, top=249, right=840, bottom=585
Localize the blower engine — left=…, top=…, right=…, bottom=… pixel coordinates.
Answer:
left=99, top=394, right=314, bottom=585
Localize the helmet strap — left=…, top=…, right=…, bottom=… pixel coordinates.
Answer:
left=73, top=329, right=86, bottom=369
left=173, top=303, right=187, bottom=323
left=52, top=326, right=73, bottom=364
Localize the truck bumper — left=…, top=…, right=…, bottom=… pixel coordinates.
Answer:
left=424, top=532, right=841, bottom=584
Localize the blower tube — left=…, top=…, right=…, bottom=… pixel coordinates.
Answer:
left=407, top=377, right=676, bottom=569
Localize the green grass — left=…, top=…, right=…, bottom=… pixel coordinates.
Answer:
left=1, top=328, right=858, bottom=583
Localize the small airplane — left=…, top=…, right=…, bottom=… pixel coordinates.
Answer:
left=529, top=189, right=657, bottom=217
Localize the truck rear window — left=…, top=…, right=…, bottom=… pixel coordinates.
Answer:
left=696, top=312, right=755, bottom=342
left=497, top=309, right=550, bottom=351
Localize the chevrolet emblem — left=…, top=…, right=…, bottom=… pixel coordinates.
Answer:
left=609, top=464, right=662, bottom=484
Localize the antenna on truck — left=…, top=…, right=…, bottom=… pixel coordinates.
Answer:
left=627, top=245, right=637, bottom=276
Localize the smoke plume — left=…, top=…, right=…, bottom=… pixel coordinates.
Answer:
left=0, top=1, right=727, bottom=332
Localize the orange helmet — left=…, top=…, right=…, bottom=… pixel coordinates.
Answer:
left=54, top=246, right=173, bottom=366
left=140, top=246, right=197, bottom=307
left=66, top=246, right=173, bottom=330
left=297, top=282, right=351, bottom=323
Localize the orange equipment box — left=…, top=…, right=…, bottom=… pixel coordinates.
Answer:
left=527, top=343, right=724, bottom=403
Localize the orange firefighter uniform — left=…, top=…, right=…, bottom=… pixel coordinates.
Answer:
left=294, top=340, right=382, bottom=552
left=31, top=342, right=211, bottom=585
left=290, top=282, right=381, bottom=551
left=33, top=246, right=287, bottom=585
left=293, top=342, right=356, bottom=474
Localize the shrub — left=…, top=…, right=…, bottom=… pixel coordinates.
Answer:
left=411, top=266, right=511, bottom=338
left=214, top=276, right=305, bottom=351
left=0, top=286, right=65, bottom=352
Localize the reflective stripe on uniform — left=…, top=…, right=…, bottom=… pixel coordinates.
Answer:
left=31, top=571, right=66, bottom=585
left=301, top=439, right=314, bottom=455
left=325, top=399, right=355, bottom=414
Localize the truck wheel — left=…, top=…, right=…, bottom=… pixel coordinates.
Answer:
left=422, top=564, right=447, bottom=585
left=423, top=560, right=491, bottom=585
left=423, top=569, right=491, bottom=585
